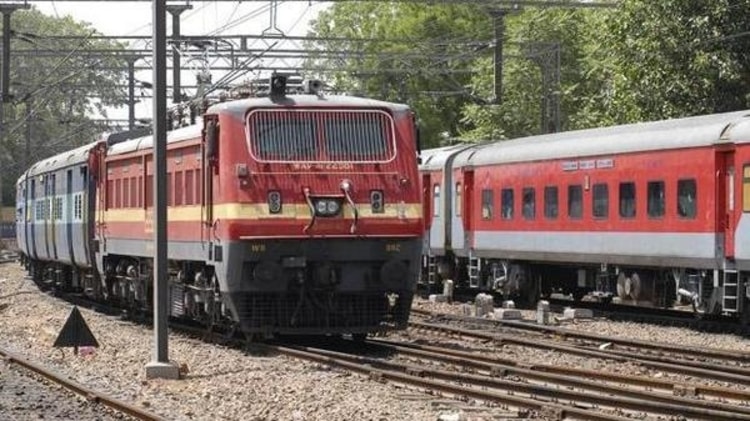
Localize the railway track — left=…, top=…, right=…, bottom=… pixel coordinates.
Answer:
left=411, top=307, right=750, bottom=365
left=268, top=338, right=750, bottom=421
left=0, top=346, right=166, bottom=421
left=33, top=286, right=750, bottom=421
left=407, top=316, right=750, bottom=386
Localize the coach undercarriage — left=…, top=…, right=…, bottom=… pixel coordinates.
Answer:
left=424, top=254, right=749, bottom=318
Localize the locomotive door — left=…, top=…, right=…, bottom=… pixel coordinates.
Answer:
left=718, top=150, right=736, bottom=258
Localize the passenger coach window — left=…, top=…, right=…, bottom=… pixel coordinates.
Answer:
left=501, top=188, right=514, bottom=219
left=744, top=166, right=750, bottom=213
left=619, top=182, right=636, bottom=218
left=568, top=185, right=583, bottom=218
left=433, top=185, right=440, bottom=217
left=678, top=179, right=697, bottom=218
left=647, top=181, right=665, bottom=218
left=455, top=183, right=462, bottom=217
left=544, top=186, right=558, bottom=219
left=481, top=189, right=493, bottom=219
left=593, top=183, right=608, bottom=218
left=522, top=188, right=535, bottom=220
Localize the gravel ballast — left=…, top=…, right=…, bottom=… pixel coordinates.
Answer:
left=0, top=264, right=490, bottom=421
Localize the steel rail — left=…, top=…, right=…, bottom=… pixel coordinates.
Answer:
left=366, top=338, right=750, bottom=415
left=276, top=343, right=750, bottom=421
left=377, top=338, right=750, bottom=401
left=270, top=344, right=633, bottom=421
left=0, top=346, right=168, bottom=421
left=411, top=308, right=750, bottom=362
left=409, top=320, right=750, bottom=385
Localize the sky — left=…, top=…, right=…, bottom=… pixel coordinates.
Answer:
left=31, top=1, right=332, bottom=126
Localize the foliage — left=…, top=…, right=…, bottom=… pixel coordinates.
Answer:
left=601, top=0, right=750, bottom=121
left=307, top=0, right=750, bottom=147
left=0, top=8, right=128, bottom=204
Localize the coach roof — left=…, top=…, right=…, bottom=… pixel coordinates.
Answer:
left=453, top=109, right=750, bottom=168
left=26, top=140, right=102, bottom=178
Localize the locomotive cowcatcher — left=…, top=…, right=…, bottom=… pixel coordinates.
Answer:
left=16, top=77, right=424, bottom=336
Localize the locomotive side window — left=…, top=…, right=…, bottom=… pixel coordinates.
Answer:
left=619, top=182, right=636, bottom=218
left=544, top=186, right=558, bottom=219
left=678, top=179, right=697, bottom=218
left=568, top=185, right=583, bottom=219
left=481, top=189, right=493, bottom=219
left=592, top=183, right=608, bottom=218
left=647, top=181, right=665, bottom=218
left=185, top=170, right=194, bottom=205
left=501, top=188, right=514, bottom=219
left=175, top=171, right=184, bottom=206
left=455, top=183, right=462, bottom=217
left=433, top=184, right=440, bottom=217
left=744, top=166, right=750, bottom=212
left=522, top=187, right=535, bottom=220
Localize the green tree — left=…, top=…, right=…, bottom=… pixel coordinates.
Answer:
left=601, top=0, right=750, bottom=122
left=0, top=8, right=128, bottom=204
left=460, top=8, right=615, bottom=141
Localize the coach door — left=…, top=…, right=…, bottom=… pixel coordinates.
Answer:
left=718, top=150, right=736, bottom=258
left=452, top=169, right=473, bottom=253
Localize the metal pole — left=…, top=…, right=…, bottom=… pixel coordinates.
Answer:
left=2, top=10, right=12, bottom=104
left=24, top=97, right=31, bottom=170
left=167, top=4, right=192, bottom=104
left=145, top=0, right=179, bottom=380
left=127, top=58, right=136, bottom=131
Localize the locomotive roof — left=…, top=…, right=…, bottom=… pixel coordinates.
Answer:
left=24, top=140, right=102, bottom=180
left=207, top=94, right=411, bottom=118
left=107, top=121, right=203, bottom=156
left=450, top=109, right=750, bottom=168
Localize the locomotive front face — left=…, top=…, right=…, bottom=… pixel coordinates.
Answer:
left=211, top=100, right=423, bottom=334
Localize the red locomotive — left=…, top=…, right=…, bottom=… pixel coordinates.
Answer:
left=422, top=110, right=750, bottom=319
left=17, top=77, right=423, bottom=336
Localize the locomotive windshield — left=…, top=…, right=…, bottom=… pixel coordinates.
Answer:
left=248, top=109, right=396, bottom=163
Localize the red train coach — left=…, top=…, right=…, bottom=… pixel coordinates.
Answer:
left=422, top=110, right=750, bottom=318
left=89, top=79, right=423, bottom=335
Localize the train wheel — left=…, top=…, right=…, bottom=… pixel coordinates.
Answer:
left=616, top=272, right=627, bottom=299
left=630, top=272, right=641, bottom=301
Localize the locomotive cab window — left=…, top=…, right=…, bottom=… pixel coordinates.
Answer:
left=647, top=181, right=665, bottom=218
left=522, top=187, right=535, bottom=220
left=619, top=182, right=636, bottom=218
left=593, top=183, right=608, bottom=218
left=501, top=188, right=514, bottom=219
left=544, top=186, right=558, bottom=219
left=481, top=189, right=493, bottom=219
left=678, top=179, right=697, bottom=218
left=568, top=185, right=583, bottom=219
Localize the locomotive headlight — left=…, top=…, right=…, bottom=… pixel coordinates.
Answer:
left=326, top=200, right=340, bottom=214
left=370, top=190, right=384, bottom=214
left=268, top=191, right=282, bottom=214
left=313, top=199, right=342, bottom=217
left=316, top=200, right=328, bottom=215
